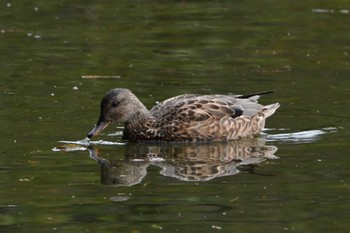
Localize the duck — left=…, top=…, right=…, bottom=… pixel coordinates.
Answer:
left=87, top=88, right=280, bottom=142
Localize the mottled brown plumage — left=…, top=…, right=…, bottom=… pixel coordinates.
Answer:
left=87, top=88, right=280, bottom=142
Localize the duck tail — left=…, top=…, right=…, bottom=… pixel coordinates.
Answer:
left=263, top=103, right=280, bottom=118
left=236, top=91, right=274, bottom=99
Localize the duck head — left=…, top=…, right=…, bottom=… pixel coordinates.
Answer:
left=87, top=88, right=147, bottom=139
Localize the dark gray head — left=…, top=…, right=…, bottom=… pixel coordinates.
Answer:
left=87, top=88, right=147, bottom=139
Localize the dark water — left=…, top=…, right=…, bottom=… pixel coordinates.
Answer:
left=1, top=1, right=350, bottom=232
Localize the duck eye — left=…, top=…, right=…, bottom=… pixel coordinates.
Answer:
left=112, top=101, right=120, bottom=107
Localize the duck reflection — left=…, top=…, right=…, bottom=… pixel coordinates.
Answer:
left=88, top=138, right=278, bottom=186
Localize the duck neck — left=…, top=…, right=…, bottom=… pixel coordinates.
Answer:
left=122, top=105, right=153, bottom=140
left=129, top=104, right=151, bottom=125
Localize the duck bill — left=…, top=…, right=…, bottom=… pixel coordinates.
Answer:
left=87, top=118, right=110, bottom=139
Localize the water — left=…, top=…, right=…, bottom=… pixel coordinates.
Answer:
left=1, top=1, right=350, bottom=232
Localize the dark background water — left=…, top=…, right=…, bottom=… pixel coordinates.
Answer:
left=1, top=1, right=350, bottom=232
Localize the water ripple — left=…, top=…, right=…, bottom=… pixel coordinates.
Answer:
left=266, top=127, right=337, bottom=144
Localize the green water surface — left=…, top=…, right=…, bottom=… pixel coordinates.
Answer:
left=1, top=1, right=350, bottom=232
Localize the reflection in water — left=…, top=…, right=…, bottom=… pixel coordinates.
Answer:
left=53, top=128, right=338, bottom=186
left=88, top=139, right=278, bottom=186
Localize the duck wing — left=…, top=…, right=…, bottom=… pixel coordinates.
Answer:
left=150, top=94, right=198, bottom=119
left=151, top=94, right=266, bottom=124
left=149, top=93, right=278, bottom=141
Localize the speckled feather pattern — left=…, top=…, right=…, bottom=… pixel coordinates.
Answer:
left=87, top=88, right=280, bottom=142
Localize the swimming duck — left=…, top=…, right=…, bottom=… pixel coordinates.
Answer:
left=87, top=88, right=279, bottom=142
